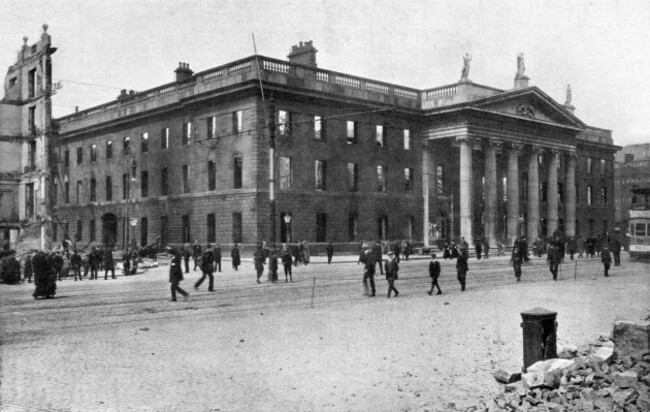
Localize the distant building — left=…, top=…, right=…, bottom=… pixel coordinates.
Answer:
left=614, top=143, right=650, bottom=231
left=0, top=25, right=56, bottom=250
left=48, top=40, right=618, bottom=251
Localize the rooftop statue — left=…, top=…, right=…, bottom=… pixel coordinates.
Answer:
left=516, top=53, right=526, bottom=79
left=565, top=84, right=572, bottom=105
left=460, top=53, right=471, bottom=80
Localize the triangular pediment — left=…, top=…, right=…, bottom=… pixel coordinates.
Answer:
left=469, top=87, right=586, bottom=130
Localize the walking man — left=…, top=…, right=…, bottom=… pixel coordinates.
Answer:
left=428, top=253, right=441, bottom=295
left=326, top=242, right=334, bottom=264
left=361, top=250, right=376, bottom=297
left=610, top=236, right=621, bottom=267
left=231, top=243, right=241, bottom=271
left=547, top=240, right=561, bottom=281
left=511, top=240, right=523, bottom=282
left=214, top=244, right=222, bottom=272
left=601, top=245, right=612, bottom=277
left=281, top=245, right=293, bottom=282
left=384, top=251, right=399, bottom=298
left=88, top=247, right=99, bottom=280
left=168, top=248, right=189, bottom=302
left=104, top=246, right=116, bottom=279
left=194, top=244, right=215, bottom=291
left=192, top=240, right=202, bottom=271
left=254, top=243, right=266, bottom=284
left=456, top=246, right=469, bottom=291
left=70, top=249, right=82, bottom=281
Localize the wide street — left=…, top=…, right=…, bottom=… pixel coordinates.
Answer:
left=1, top=253, right=649, bottom=411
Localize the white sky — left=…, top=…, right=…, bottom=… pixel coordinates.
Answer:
left=1, top=0, right=648, bottom=147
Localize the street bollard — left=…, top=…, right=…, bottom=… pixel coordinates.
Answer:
left=520, top=307, right=558, bottom=372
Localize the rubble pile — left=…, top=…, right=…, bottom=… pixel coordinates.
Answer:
left=467, top=320, right=650, bottom=412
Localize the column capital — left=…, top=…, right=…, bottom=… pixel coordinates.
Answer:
left=482, top=138, right=504, bottom=150
left=507, top=142, right=526, bottom=154
left=526, top=145, right=543, bottom=156
left=547, top=148, right=561, bottom=159
left=455, top=135, right=477, bottom=146
left=565, top=151, right=578, bottom=160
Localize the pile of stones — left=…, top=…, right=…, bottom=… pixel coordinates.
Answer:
left=467, top=320, right=650, bottom=412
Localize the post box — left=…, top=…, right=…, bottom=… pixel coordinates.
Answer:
left=521, top=307, right=557, bottom=372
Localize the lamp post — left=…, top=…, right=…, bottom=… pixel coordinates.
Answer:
left=283, top=213, right=292, bottom=243
left=124, top=146, right=137, bottom=250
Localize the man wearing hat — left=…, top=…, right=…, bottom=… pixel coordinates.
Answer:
left=600, top=244, right=612, bottom=277
left=168, top=247, right=189, bottom=301
left=361, top=249, right=376, bottom=297
left=384, top=251, right=399, bottom=298
left=546, top=239, right=561, bottom=281
left=428, top=253, right=442, bottom=295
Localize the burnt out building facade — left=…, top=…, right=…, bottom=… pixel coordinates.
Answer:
left=52, top=41, right=618, bottom=252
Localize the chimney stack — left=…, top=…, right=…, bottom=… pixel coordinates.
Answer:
left=175, top=62, right=193, bottom=82
left=287, top=41, right=318, bottom=68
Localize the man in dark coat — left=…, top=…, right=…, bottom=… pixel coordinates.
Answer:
left=511, top=240, right=523, bottom=282
left=168, top=248, right=189, bottom=302
left=123, top=249, right=131, bottom=276
left=70, top=249, right=82, bottom=281
left=547, top=241, right=561, bottom=281
left=194, top=244, right=215, bottom=291
left=384, top=251, right=399, bottom=298
left=428, top=253, right=441, bottom=295
left=53, top=252, right=65, bottom=281
left=456, top=246, right=469, bottom=291
left=213, top=244, right=222, bottom=272
left=475, top=239, right=482, bottom=260
left=253, top=244, right=265, bottom=284
left=104, top=246, right=116, bottom=279
left=361, top=250, right=376, bottom=297
left=231, top=243, right=241, bottom=271
left=192, top=241, right=202, bottom=271
left=281, top=245, right=293, bottom=282
left=326, top=242, right=334, bottom=264
left=601, top=245, right=612, bottom=277
left=610, top=236, right=622, bottom=267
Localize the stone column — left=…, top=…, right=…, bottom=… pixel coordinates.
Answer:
left=458, top=136, right=474, bottom=246
left=547, top=150, right=559, bottom=236
left=506, top=144, right=522, bottom=246
left=422, top=141, right=430, bottom=247
left=564, top=153, right=577, bottom=237
left=527, top=147, right=541, bottom=244
left=484, top=139, right=499, bottom=248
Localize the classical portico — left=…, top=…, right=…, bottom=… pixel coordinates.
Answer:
left=422, top=82, right=586, bottom=248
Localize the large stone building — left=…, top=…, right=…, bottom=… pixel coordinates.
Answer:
left=0, top=25, right=56, bottom=250
left=614, top=143, right=650, bottom=232
left=50, top=39, right=618, bottom=252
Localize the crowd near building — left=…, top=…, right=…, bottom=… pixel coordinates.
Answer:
left=0, top=26, right=621, bottom=253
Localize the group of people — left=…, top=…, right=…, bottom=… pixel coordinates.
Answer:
left=167, top=240, right=320, bottom=301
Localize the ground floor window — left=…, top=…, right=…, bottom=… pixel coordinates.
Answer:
left=316, top=213, right=327, bottom=242
left=90, top=220, right=96, bottom=242
left=160, top=216, right=168, bottom=247
left=141, top=217, right=148, bottom=246
left=348, top=214, right=358, bottom=242
left=207, top=214, right=216, bottom=243
left=378, top=215, right=388, bottom=240
left=182, top=215, right=190, bottom=243
left=232, top=212, right=242, bottom=243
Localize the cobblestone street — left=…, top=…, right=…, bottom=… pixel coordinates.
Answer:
left=1, top=254, right=649, bottom=411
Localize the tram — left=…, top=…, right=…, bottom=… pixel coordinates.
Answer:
left=628, top=186, right=650, bottom=260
